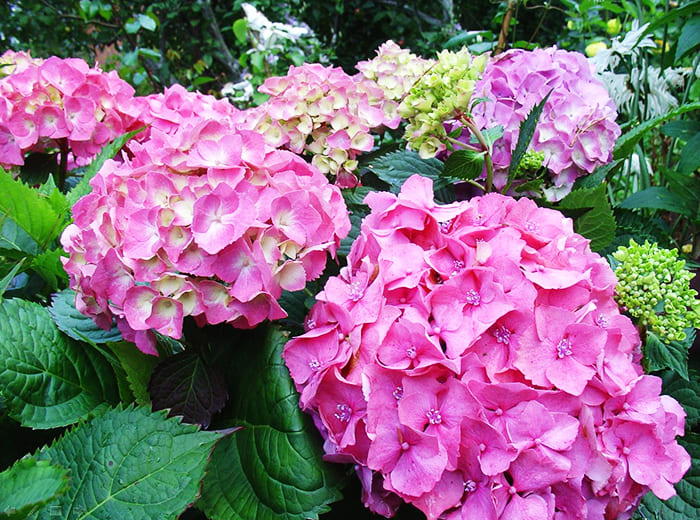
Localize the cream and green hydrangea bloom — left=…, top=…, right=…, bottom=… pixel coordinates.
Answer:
left=398, top=48, right=487, bottom=158
left=613, top=239, right=700, bottom=342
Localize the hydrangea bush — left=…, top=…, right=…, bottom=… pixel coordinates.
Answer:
left=283, top=175, right=690, bottom=519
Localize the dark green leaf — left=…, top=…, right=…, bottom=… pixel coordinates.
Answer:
left=613, top=102, right=700, bottom=160
left=138, top=48, right=161, bottom=60
left=509, top=90, right=552, bottom=178
left=676, top=16, right=700, bottom=61
left=443, top=149, right=485, bottom=181
left=342, top=186, right=373, bottom=207
left=49, top=289, right=122, bottom=345
left=66, top=127, right=146, bottom=207
left=665, top=168, right=700, bottom=217
left=0, top=298, right=119, bottom=428
left=148, top=347, right=228, bottom=428
left=557, top=184, right=616, bottom=251
left=233, top=18, right=248, bottom=43
left=18, top=153, right=56, bottom=186
left=106, top=341, right=159, bottom=405
left=339, top=211, right=364, bottom=257
left=0, top=458, right=68, bottom=519
left=369, top=150, right=448, bottom=193
left=574, top=159, right=623, bottom=190
left=617, top=187, right=693, bottom=216
left=0, top=173, right=61, bottom=256
left=34, top=405, right=228, bottom=520
left=198, top=326, right=344, bottom=520
left=0, top=260, right=25, bottom=303
left=480, top=126, right=504, bottom=149
left=661, top=120, right=700, bottom=141
left=678, top=131, right=700, bottom=175
left=30, top=249, right=68, bottom=292
left=640, top=432, right=700, bottom=519
left=644, top=331, right=689, bottom=380
left=661, top=368, right=700, bottom=430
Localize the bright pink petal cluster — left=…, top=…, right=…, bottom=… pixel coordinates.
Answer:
left=61, top=89, right=350, bottom=355
left=0, top=53, right=143, bottom=167
left=470, top=47, right=621, bottom=200
left=283, top=174, right=690, bottom=520
left=242, top=63, right=401, bottom=187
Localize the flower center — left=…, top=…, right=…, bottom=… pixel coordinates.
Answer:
left=465, top=289, right=480, bottom=306
left=308, top=359, right=321, bottom=371
left=464, top=480, right=477, bottom=493
left=348, top=281, right=364, bottom=302
left=406, top=347, right=417, bottom=359
left=595, top=313, right=609, bottom=328
left=556, top=337, right=573, bottom=358
left=334, top=403, right=352, bottom=423
left=493, top=325, right=511, bottom=344
left=426, top=408, right=442, bottom=425
left=393, top=386, right=404, bottom=401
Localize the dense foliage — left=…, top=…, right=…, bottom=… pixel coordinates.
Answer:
left=0, top=1, right=699, bottom=520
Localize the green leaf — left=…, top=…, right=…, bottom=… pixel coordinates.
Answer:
left=0, top=458, right=69, bottom=519
left=0, top=173, right=61, bottom=256
left=661, top=120, right=700, bottom=141
left=66, top=128, right=145, bottom=208
left=640, top=432, right=700, bottom=519
left=677, top=131, right=700, bottom=175
left=443, top=148, right=485, bottom=181
left=137, top=48, right=161, bottom=61
left=124, top=17, right=141, bottom=33
left=106, top=341, right=159, bottom=405
left=339, top=211, right=364, bottom=257
left=613, top=102, right=700, bottom=160
left=0, top=298, right=119, bottom=428
left=198, top=326, right=344, bottom=520
left=30, top=249, right=68, bottom=292
left=676, top=15, right=700, bottom=61
left=233, top=18, right=248, bottom=44
left=661, top=369, right=700, bottom=430
left=509, top=90, right=552, bottom=178
left=34, top=405, right=228, bottom=520
left=369, top=150, right=449, bottom=193
left=148, top=347, right=228, bottom=428
left=644, top=331, right=689, bottom=380
left=557, top=184, right=616, bottom=251
left=18, top=152, right=55, bottom=186
left=342, top=186, right=373, bottom=207
left=0, top=260, right=25, bottom=303
left=617, top=186, right=693, bottom=216
left=49, top=289, right=122, bottom=345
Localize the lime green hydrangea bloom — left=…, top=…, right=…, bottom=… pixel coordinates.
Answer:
left=613, top=239, right=700, bottom=342
left=515, top=149, right=546, bottom=177
left=397, top=48, right=487, bottom=159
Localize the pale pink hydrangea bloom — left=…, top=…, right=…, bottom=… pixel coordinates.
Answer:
left=241, top=63, right=401, bottom=187
left=61, top=87, right=350, bottom=355
left=355, top=40, right=433, bottom=102
left=0, top=53, right=143, bottom=167
left=283, top=174, right=690, bottom=520
left=467, top=47, right=621, bottom=200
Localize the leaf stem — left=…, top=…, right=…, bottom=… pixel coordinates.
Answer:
left=459, top=117, right=494, bottom=192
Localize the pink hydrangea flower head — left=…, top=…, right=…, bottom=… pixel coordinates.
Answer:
left=0, top=55, right=143, bottom=167
left=240, top=62, right=400, bottom=187
left=283, top=174, right=690, bottom=519
left=61, top=96, right=350, bottom=354
left=469, top=47, right=621, bottom=200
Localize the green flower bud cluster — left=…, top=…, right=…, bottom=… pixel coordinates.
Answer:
left=398, top=48, right=487, bottom=159
left=613, top=239, right=700, bottom=342
left=515, top=149, right=546, bottom=177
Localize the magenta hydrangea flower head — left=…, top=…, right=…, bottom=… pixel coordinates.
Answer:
left=283, top=174, right=690, bottom=519
left=469, top=47, right=621, bottom=200
left=241, top=63, right=401, bottom=187
left=0, top=53, right=143, bottom=167
left=61, top=89, right=350, bottom=355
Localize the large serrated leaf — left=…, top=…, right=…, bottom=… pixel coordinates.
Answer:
left=0, top=173, right=61, bottom=257
left=644, top=331, right=689, bottom=381
left=368, top=150, right=449, bottom=194
left=198, top=326, right=344, bottom=520
left=661, top=369, right=700, bottom=430
left=557, top=184, right=616, bottom=251
left=442, top=149, right=485, bottom=181
left=617, top=186, right=694, bottom=217
left=0, top=458, right=69, bottom=519
left=30, top=249, right=68, bottom=292
left=0, top=298, right=119, bottom=428
left=106, top=342, right=159, bottom=405
left=49, top=289, right=122, bottom=345
left=640, top=432, right=700, bottom=519
left=148, top=347, right=228, bottom=428
left=508, top=90, right=551, bottom=178
left=676, top=15, right=700, bottom=61
left=34, top=405, right=227, bottom=520
left=66, top=127, right=145, bottom=207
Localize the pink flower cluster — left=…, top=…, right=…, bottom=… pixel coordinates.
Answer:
left=470, top=47, right=621, bottom=200
left=283, top=174, right=690, bottom=519
left=61, top=87, right=350, bottom=355
left=0, top=53, right=143, bottom=167
left=242, top=63, right=401, bottom=187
